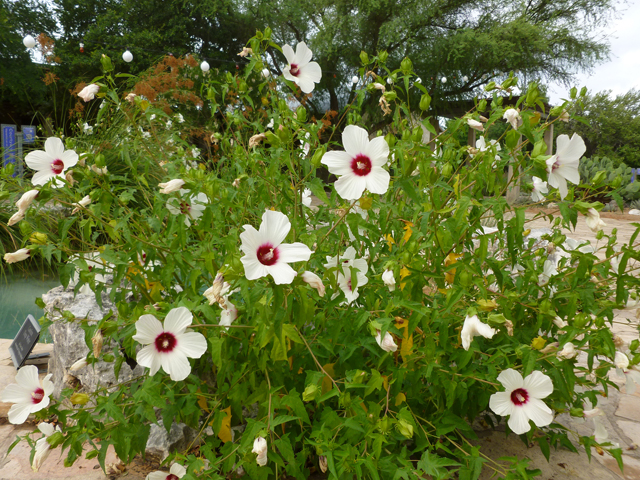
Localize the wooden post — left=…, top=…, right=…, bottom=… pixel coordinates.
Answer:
left=506, top=135, right=523, bottom=205
left=467, top=127, right=476, bottom=149
left=543, top=123, right=554, bottom=155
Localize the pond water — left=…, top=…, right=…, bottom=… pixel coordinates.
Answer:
left=0, top=273, right=60, bottom=340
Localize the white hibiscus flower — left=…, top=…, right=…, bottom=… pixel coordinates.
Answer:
left=166, top=189, right=208, bottom=227
left=324, top=246, right=369, bottom=304
left=489, top=369, right=554, bottom=435
left=460, top=314, right=496, bottom=350
left=1, top=365, right=54, bottom=424
left=146, top=463, right=187, bottom=480
left=240, top=210, right=313, bottom=285
left=133, top=307, right=207, bottom=381
left=24, top=137, right=79, bottom=188
left=321, top=125, right=390, bottom=200
left=282, top=42, right=322, bottom=94
left=546, top=133, right=585, bottom=200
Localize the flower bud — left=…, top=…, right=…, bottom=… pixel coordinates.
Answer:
left=70, top=393, right=90, bottom=405
left=158, top=179, right=185, bottom=194
left=400, top=57, right=412, bottom=73
left=92, top=330, right=104, bottom=358
left=69, top=357, right=88, bottom=372
left=359, top=51, right=370, bottom=65
left=303, top=384, right=319, bottom=402
left=396, top=419, right=413, bottom=439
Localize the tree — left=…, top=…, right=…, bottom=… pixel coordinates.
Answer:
left=0, top=0, right=57, bottom=125
left=556, top=89, right=640, bottom=167
left=243, top=0, right=616, bottom=116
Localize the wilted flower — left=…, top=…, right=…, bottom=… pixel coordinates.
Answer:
left=489, top=369, right=554, bottom=435
left=321, top=125, right=390, bottom=200
left=558, top=110, right=570, bottom=122
left=71, top=195, right=91, bottom=214
left=319, top=456, right=328, bottom=473
left=69, top=357, right=88, bottom=372
left=8, top=211, right=25, bottom=226
left=546, top=133, right=585, bottom=200
left=133, top=307, right=207, bottom=381
left=238, top=47, right=253, bottom=57
left=252, top=437, right=268, bottom=466
left=83, top=123, right=93, bottom=135
left=375, top=330, right=398, bottom=352
left=125, top=92, right=136, bottom=102
left=557, top=342, right=577, bottom=359
left=203, top=273, right=227, bottom=306
left=1, top=365, right=54, bottom=424
left=166, top=189, right=208, bottom=227
left=25, top=137, right=78, bottom=188
left=158, top=179, right=185, bottom=194
left=32, top=422, right=62, bottom=472
left=531, top=176, right=548, bottom=202
left=146, top=463, right=187, bottom=480
left=461, top=314, right=496, bottom=350
left=240, top=210, right=313, bottom=285
left=4, top=248, right=30, bottom=264
left=282, top=42, right=322, bottom=94
left=302, top=271, right=325, bottom=296
left=467, top=118, right=484, bottom=132
left=78, top=83, right=100, bottom=102
left=373, top=82, right=386, bottom=92
left=16, top=189, right=39, bottom=212
left=175, top=113, right=184, bottom=123
left=585, top=208, right=605, bottom=232
left=382, top=269, right=396, bottom=291
left=538, top=258, right=558, bottom=286
left=90, top=165, right=107, bottom=175
left=91, top=330, right=103, bottom=358
left=615, top=351, right=629, bottom=372
left=249, top=133, right=267, bottom=148
left=503, top=108, right=521, bottom=130
left=324, top=246, right=369, bottom=304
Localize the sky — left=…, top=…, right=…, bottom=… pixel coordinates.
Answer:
left=548, top=1, right=640, bottom=103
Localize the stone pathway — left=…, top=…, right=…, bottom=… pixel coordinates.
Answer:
left=0, top=208, right=639, bottom=479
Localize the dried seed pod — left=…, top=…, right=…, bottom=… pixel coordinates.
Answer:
left=92, top=329, right=104, bottom=358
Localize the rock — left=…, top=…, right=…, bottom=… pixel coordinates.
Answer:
left=44, top=286, right=144, bottom=399
left=146, top=423, right=198, bottom=461
left=629, top=209, right=640, bottom=216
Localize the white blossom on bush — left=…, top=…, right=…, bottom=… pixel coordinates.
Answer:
left=146, top=463, right=187, bottom=480
left=158, top=179, right=185, bottom=194
left=1, top=365, right=54, bottom=424
left=240, top=210, right=313, bottom=285
left=382, top=269, right=396, bottom=291
left=321, top=125, right=390, bottom=200
left=546, top=133, right=585, bottom=199
left=324, top=246, right=369, bottom=304
left=282, top=42, right=322, bottom=94
left=133, top=307, right=207, bottom=381
left=32, top=422, right=62, bottom=472
left=461, top=314, right=496, bottom=351
left=375, top=330, right=398, bottom=352
left=78, top=84, right=99, bottom=102
left=25, top=137, right=78, bottom=188
left=166, top=189, right=208, bottom=227
left=4, top=248, right=30, bottom=264
left=302, top=271, right=325, bottom=296
left=531, top=176, right=548, bottom=202
left=252, top=437, right=268, bottom=466
left=489, top=369, right=554, bottom=434
left=585, top=208, right=605, bottom=232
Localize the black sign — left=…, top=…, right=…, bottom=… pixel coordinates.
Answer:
left=9, top=315, right=41, bottom=369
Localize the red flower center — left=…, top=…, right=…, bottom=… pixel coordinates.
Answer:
left=290, top=64, right=300, bottom=76
left=154, top=332, right=177, bottom=353
left=51, top=159, right=64, bottom=174
left=350, top=154, right=372, bottom=177
left=32, top=388, right=45, bottom=404
left=257, top=243, right=279, bottom=266
left=166, top=475, right=179, bottom=480
left=179, top=201, right=191, bottom=215
left=510, top=388, right=529, bottom=406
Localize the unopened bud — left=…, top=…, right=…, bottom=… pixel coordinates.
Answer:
left=70, top=392, right=90, bottom=405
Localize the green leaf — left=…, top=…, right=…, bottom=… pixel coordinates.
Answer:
left=418, top=451, right=460, bottom=480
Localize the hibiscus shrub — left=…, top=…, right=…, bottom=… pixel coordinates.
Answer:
left=2, top=30, right=640, bottom=480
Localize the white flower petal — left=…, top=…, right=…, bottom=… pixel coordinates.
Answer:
left=366, top=137, right=390, bottom=166
left=364, top=167, right=390, bottom=194
left=489, top=391, right=513, bottom=417
left=1, top=384, right=31, bottom=404
left=136, top=344, right=162, bottom=375
left=293, top=41, right=313, bottom=66
left=164, top=307, right=193, bottom=335
left=31, top=170, right=55, bottom=186
left=525, top=397, right=554, bottom=427
left=15, top=365, right=41, bottom=391
left=133, top=315, right=164, bottom=344
left=321, top=151, right=354, bottom=176
left=44, top=137, right=65, bottom=159
left=25, top=150, right=53, bottom=171
left=8, top=402, right=35, bottom=425
left=161, top=350, right=192, bottom=381
left=523, top=370, right=553, bottom=399
left=259, top=210, right=291, bottom=247
left=497, top=368, right=524, bottom=392
left=342, top=125, right=370, bottom=157
left=266, top=262, right=298, bottom=285
left=508, top=407, right=532, bottom=435
left=334, top=174, right=367, bottom=200
left=282, top=44, right=296, bottom=65
left=170, top=463, right=187, bottom=478
left=176, top=331, right=207, bottom=359
left=277, top=243, right=312, bottom=263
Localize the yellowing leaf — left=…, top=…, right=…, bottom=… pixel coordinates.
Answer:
left=399, top=266, right=410, bottom=291
left=395, top=392, right=406, bottom=406
left=385, top=234, right=395, bottom=250
left=395, top=317, right=414, bottom=360
left=359, top=196, right=373, bottom=210
left=382, top=375, right=389, bottom=392
left=478, top=299, right=498, bottom=312
left=444, top=253, right=462, bottom=284
left=217, top=407, right=232, bottom=443
left=402, top=221, right=414, bottom=243
left=196, top=389, right=209, bottom=412
left=321, top=363, right=336, bottom=395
